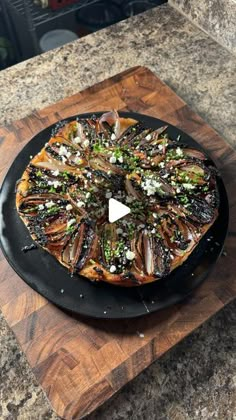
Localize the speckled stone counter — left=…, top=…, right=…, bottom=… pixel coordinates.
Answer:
left=169, top=0, right=236, bottom=55
left=0, top=4, right=235, bottom=419
left=0, top=5, right=236, bottom=149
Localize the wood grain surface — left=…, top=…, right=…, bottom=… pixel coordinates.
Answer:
left=0, top=67, right=235, bottom=419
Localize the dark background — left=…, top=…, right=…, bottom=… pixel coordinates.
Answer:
left=0, top=0, right=167, bottom=70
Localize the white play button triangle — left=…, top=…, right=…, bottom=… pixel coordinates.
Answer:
left=108, top=198, right=130, bottom=223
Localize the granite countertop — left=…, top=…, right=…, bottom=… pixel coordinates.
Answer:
left=0, top=4, right=235, bottom=419
left=169, top=0, right=236, bottom=55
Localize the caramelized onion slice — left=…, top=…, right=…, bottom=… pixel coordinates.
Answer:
left=98, top=110, right=120, bottom=138
left=142, top=230, right=170, bottom=277
left=139, top=125, right=168, bottom=147
left=61, top=220, right=96, bottom=272
left=117, top=122, right=144, bottom=145
left=125, top=176, right=143, bottom=200
left=33, top=159, right=74, bottom=173
left=160, top=214, right=197, bottom=256
left=18, top=193, right=65, bottom=215
left=183, top=148, right=207, bottom=160
left=131, top=232, right=144, bottom=273
left=89, top=156, right=125, bottom=175
left=187, top=197, right=217, bottom=224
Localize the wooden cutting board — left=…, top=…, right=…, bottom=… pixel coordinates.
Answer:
left=0, top=66, right=235, bottom=419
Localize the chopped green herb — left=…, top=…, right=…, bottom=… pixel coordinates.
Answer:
left=49, top=186, right=56, bottom=193
left=66, top=225, right=75, bottom=233
left=114, top=148, right=123, bottom=159
left=62, top=171, right=70, bottom=180
left=179, top=195, right=189, bottom=204
left=93, top=143, right=105, bottom=153
left=104, top=242, right=112, bottom=263
left=47, top=205, right=60, bottom=215
left=114, top=240, right=125, bottom=257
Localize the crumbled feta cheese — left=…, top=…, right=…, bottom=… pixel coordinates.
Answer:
left=105, top=191, right=112, bottom=199
left=61, top=156, right=67, bottom=164
left=77, top=201, right=85, bottom=207
left=83, top=139, right=90, bottom=148
left=126, top=196, right=134, bottom=203
left=152, top=213, right=157, bottom=218
left=73, top=136, right=81, bottom=144
left=109, top=156, right=116, bottom=164
left=151, top=228, right=156, bottom=234
left=86, top=192, right=91, bottom=199
left=110, top=265, right=116, bottom=273
left=176, top=187, right=181, bottom=193
left=52, top=169, right=59, bottom=176
left=67, top=218, right=76, bottom=228
left=38, top=204, right=44, bottom=210
left=118, top=156, right=123, bottom=163
left=137, top=331, right=145, bottom=338
left=126, top=250, right=135, bottom=260
left=158, top=144, right=164, bottom=152
left=141, top=177, right=162, bottom=196
left=58, top=145, right=68, bottom=156
left=48, top=180, right=61, bottom=189
left=66, top=204, right=73, bottom=211
left=105, top=142, right=109, bottom=148
left=111, top=133, right=116, bottom=141
left=145, top=134, right=152, bottom=141
left=54, top=180, right=61, bottom=188
left=138, top=224, right=145, bottom=229
left=159, top=161, right=165, bottom=168
left=45, top=201, right=55, bottom=208
left=116, top=228, right=123, bottom=235
left=183, top=183, right=195, bottom=190
left=76, top=151, right=81, bottom=157
left=176, top=147, right=183, bottom=157
left=162, top=173, right=169, bottom=179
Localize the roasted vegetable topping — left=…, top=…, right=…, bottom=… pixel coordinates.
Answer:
left=16, top=112, right=219, bottom=286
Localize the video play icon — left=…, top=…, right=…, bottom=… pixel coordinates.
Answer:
left=108, top=198, right=130, bottom=223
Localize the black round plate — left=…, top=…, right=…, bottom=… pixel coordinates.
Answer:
left=0, top=112, right=229, bottom=319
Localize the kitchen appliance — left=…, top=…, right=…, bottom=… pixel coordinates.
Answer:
left=122, top=0, right=165, bottom=17
left=76, top=0, right=122, bottom=31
